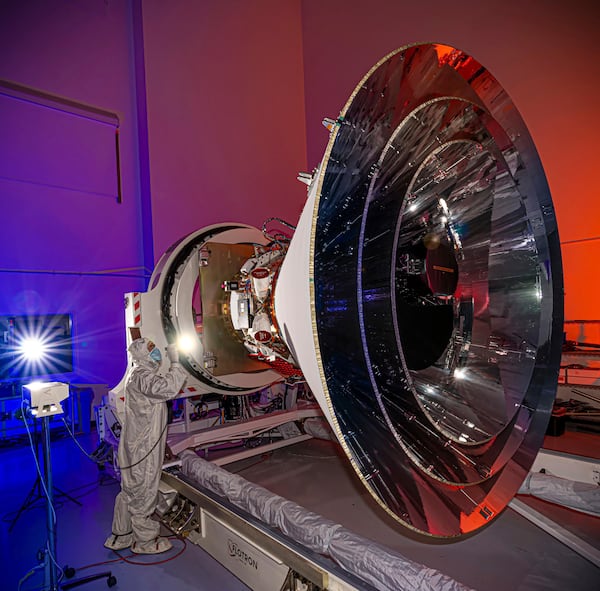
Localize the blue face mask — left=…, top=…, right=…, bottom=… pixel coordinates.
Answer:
left=149, top=347, right=162, bottom=363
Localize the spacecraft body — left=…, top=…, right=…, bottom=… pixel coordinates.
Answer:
left=107, top=43, right=562, bottom=541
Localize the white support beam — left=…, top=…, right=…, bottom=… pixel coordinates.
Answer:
left=210, top=434, right=313, bottom=466
left=167, top=405, right=322, bottom=454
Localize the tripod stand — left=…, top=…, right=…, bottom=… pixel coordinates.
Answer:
left=38, top=412, right=116, bottom=590
left=8, top=416, right=81, bottom=532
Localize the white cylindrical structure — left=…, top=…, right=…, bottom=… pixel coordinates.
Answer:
left=274, top=178, right=335, bottom=429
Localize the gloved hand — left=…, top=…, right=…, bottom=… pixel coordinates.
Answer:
left=166, top=343, right=179, bottom=363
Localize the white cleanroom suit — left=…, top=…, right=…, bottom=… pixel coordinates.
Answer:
left=104, top=338, right=186, bottom=554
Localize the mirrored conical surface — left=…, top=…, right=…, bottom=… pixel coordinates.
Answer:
left=309, top=43, right=563, bottom=537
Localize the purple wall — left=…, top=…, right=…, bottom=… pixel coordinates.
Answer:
left=0, top=0, right=145, bottom=386
left=0, top=0, right=308, bottom=388
left=141, top=0, right=308, bottom=257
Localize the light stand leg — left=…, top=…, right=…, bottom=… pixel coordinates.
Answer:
left=41, top=416, right=59, bottom=591
left=8, top=476, right=42, bottom=531
left=8, top=418, right=82, bottom=531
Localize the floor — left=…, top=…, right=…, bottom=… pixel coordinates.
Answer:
left=1, top=426, right=598, bottom=591
left=226, top=434, right=600, bottom=591
left=0, top=428, right=250, bottom=591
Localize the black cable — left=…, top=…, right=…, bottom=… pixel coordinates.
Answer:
left=19, top=538, right=187, bottom=590
left=118, top=419, right=169, bottom=471
left=261, top=216, right=296, bottom=233
left=61, top=417, right=106, bottom=465
left=261, top=217, right=295, bottom=244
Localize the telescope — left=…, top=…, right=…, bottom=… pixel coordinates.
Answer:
left=115, top=42, right=563, bottom=539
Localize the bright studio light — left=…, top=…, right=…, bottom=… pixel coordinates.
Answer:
left=19, top=337, right=48, bottom=361
left=177, top=334, right=196, bottom=353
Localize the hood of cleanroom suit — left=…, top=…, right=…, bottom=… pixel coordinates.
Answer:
left=111, top=338, right=187, bottom=544
left=128, top=337, right=161, bottom=370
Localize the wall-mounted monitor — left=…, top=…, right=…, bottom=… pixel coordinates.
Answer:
left=0, top=314, right=73, bottom=380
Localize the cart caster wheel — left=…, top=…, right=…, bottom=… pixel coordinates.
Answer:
left=64, top=566, right=76, bottom=579
left=107, top=575, right=117, bottom=587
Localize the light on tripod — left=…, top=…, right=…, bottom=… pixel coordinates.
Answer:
left=19, top=337, right=48, bottom=361
left=23, top=381, right=69, bottom=418
left=20, top=379, right=104, bottom=590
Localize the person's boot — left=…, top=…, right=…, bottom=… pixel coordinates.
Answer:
left=131, top=536, right=173, bottom=554
left=104, top=532, right=133, bottom=550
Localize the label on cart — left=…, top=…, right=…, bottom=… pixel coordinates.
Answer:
left=199, top=511, right=288, bottom=591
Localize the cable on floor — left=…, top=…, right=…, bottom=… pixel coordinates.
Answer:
left=74, top=535, right=187, bottom=571
left=17, top=562, right=44, bottom=591
left=18, top=538, right=186, bottom=590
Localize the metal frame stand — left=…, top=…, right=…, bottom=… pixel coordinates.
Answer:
left=38, top=415, right=116, bottom=590
left=8, top=412, right=82, bottom=532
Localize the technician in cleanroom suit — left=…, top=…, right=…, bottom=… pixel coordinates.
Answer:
left=104, top=337, right=187, bottom=554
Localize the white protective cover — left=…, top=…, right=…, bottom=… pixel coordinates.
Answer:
left=518, top=472, right=600, bottom=516
left=302, top=417, right=335, bottom=441
left=181, top=452, right=472, bottom=591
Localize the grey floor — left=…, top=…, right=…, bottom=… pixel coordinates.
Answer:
left=1, top=427, right=599, bottom=591
left=227, top=435, right=600, bottom=591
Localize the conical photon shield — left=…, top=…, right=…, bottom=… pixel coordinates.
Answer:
left=275, top=43, right=563, bottom=538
